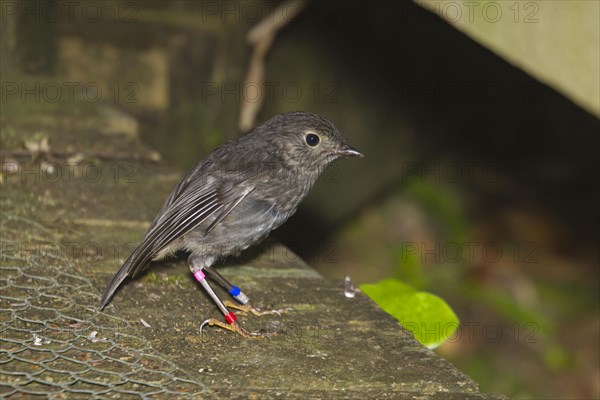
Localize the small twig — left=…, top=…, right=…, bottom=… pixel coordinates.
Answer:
left=239, top=0, right=308, bottom=132
left=246, top=0, right=307, bottom=46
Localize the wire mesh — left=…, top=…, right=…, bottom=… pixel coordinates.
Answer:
left=1, top=214, right=206, bottom=398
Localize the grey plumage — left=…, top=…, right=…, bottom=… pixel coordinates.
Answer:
left=100, top=111, right=361, bottom=309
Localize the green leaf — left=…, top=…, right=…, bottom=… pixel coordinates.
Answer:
left=361, top=278, right=459, bottom=348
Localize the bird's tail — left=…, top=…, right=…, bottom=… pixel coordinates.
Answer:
left=99, top=250, right=150, bottom=310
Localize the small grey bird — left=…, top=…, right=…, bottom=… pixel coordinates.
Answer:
left=100, top=111, right=362, bottom=336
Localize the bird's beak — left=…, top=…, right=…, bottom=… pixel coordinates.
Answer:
left=337, top=144, right=363, bottom=158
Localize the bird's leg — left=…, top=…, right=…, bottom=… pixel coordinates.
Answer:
left=189, top=257, right=269, bottom=338
left=203, top=265, right=292, bottom=317
left=203, top=265, right=250, bottom=304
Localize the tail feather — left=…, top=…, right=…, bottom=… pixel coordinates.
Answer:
left=99, top=250, right=151, bottom=309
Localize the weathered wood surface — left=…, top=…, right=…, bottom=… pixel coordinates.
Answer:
left=0, top=105, right=505, bottom=399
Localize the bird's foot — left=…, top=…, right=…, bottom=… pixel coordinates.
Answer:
left=223, top=300, right=293, bottom=317
left=199, top=318, right=271, bottom=338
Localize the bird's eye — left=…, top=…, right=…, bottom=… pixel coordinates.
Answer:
left=305, top=133, right=320, bottom=147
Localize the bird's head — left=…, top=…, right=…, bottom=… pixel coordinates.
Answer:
left=257, top=112, right=362, bottom=176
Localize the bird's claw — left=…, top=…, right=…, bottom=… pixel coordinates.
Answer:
left=223, top=300, right=293, bottom=317
left=199, top=318, right=271, bottom=338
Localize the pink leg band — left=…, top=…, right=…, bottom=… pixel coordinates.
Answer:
left=194, top=269, right=206, bottom=282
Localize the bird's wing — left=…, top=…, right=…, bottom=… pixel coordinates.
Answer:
left=147, top=163, right=208, bottom=231
left=99, top=173, right=254, bottom=309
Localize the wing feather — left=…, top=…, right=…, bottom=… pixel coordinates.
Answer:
left=100, top=169, right=255, bottom=309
